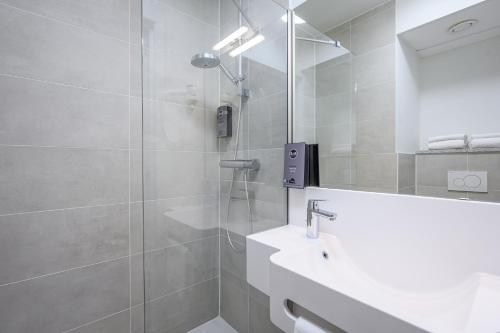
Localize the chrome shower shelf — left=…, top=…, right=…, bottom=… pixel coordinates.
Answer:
left=219, top=159, right=260, bottom=170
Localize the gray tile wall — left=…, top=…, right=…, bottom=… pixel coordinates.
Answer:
left=140, top=0, right=221, bottom=332
left=398, top=153, right=416, bottom=195
left=1, top=1, right=286, bottom=332
left=416, top=152, right=500, bottom=202
left=0, top=1, right=142, bottom=332
left=316, top=1, right=398, bottom=194
left=294, top=41, right=316, bottom=143
left=311, top=1, right=499, bottom=203
left=219, top=0, right=287, bottom=332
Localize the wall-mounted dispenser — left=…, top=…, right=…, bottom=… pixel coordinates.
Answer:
left=283, top=143, right=319, bottom=189
left=217, top=105, right=232, bottom=138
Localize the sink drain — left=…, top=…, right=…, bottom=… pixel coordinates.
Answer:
left=322, top=251, right=329, bottom=259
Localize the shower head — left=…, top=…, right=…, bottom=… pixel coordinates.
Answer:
left=191, top=53, right=220, bottom=68
left=191, top=52, right=242, bottom=87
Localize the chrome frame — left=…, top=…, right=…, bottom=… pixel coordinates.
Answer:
left=286, top=10, right=296, bottom=225
left=287, top=10, right=295, bottom=144
left=296, top=36, right=341, bottom=47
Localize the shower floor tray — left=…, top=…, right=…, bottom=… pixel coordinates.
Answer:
left=188, top=317, right=238, bottom=333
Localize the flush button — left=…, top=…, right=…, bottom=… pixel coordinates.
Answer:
left=448, top=171, right=487, bottom=193
left=464, top=175, right=481, bottom=188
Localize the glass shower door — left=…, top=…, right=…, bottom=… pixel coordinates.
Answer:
left=139, top=0, right=288, bottom=332
left=140, top=0, right=221, bottom=332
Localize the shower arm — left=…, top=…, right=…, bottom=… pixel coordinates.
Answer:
left=296, top=36, right=341, bottom=47
left=219, top=62, right=244, bottom=87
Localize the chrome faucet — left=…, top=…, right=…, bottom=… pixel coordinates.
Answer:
left=307, top=199, right=337, bottom=239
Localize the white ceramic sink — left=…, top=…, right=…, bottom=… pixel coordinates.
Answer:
left=267, top=231, right=500, bottom=333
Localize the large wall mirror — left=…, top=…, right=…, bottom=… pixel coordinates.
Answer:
left=291, top=0, right=500, bottom=203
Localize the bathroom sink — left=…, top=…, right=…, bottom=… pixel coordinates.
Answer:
left=268, top=232, right=500, bottom=333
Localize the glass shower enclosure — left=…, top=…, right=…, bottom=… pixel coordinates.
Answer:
left=139, top=0, right=288, bottom=332
left=0, top=0, right=286, bottom=332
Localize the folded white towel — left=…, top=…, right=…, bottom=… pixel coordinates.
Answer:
left=428, top=140, right=466, bottom=150
left=428, top=134, right=467, bottom=143
left=469, top=133, right=500, bottom=140
left=469, top=137, right=500, bottom=149
left=294, top=317, right=330, bottom=333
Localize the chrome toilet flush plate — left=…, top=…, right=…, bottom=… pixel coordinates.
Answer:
left=448, top=171, right=487, bottom=193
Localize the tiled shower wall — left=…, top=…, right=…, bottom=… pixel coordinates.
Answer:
left=2, top=0, right=286, bottom=332
left=139, top=0, right=221, bottom=332
left=218, top=0, right=287, bottom=332
left=0, top=1, right=142, bottom=332
left=315, top=1, right=400, bottom=194
left=398, top=153, right=416, bottom=195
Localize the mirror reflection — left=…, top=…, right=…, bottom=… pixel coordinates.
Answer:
left=293, top=0, right=500, bottom=203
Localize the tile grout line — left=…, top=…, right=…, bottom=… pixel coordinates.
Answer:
left=137, top=234, right=220, bottom=257
left=352, top=41, right=396, bottom=59
left=152, top=0, right=220, bottom=30
left=138, top=275, right=219, bottom=308
left=0, top=73, right=131, bottom=98
left=139, top=193, right=219, bottom=204
left=136, top=147, right=223, bottom=153
left=320, top=0, right=394, bottom=35
left=0, top=143, right=132, bottom=151
left=316, top=79, right=395, bottom=100
left=0, top=232, right=219, bottom=291
left=350, top=1, right=395, bottom=28
left=0, top=255, right=130, bottom=288
left=0, top=202, right=129, bottom=219
left=0, top=71, right=236, bottom=112
left=245, top=89, right=287, bottom=104
left=0, top=1, right=130, bottom=45
left=141, top=94, right=218, bottom=111
left=61, top=308, right=131, bottom=333
left=318, top=41, right=395, bottom=74
left=0, top=143, right=229, bottom=153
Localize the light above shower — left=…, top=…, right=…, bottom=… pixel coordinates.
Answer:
left=213, top=26, right=249, bottom=51
left=229, top=34, right=265, bottom=57
left=281, top=14, right=306, bottom=24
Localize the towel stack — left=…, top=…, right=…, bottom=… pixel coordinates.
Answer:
left=428, top=134, right=467, bottom=150
left=427, top=133, right=500, bottom=150
left=469, top=133, right=500, bottom=149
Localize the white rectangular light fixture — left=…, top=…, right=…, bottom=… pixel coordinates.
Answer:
left=229, top=34, right=265, bottom=57
left=212, top=26, right=249, bottom=51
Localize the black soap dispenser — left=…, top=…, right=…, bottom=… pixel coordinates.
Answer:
left=283, top=143, right=319, bottom=189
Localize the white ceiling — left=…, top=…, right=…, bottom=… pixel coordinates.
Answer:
left=295, top=0, right=390, bottom=32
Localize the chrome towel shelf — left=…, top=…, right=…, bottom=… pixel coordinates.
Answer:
left=219, top=159, right=260, bottom=170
